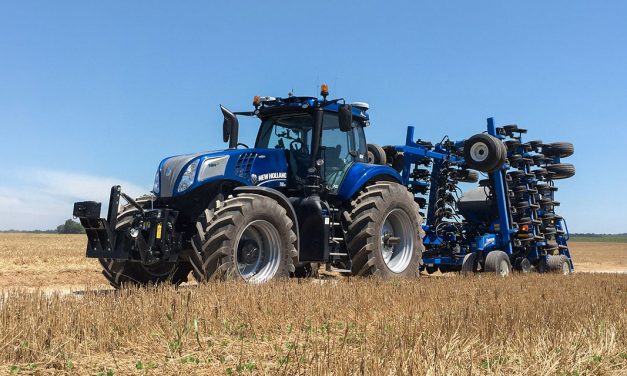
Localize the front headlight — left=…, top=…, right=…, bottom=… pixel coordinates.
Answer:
left=176, top=159, right=200, bottom=193
left=152, top=169, right=160, bottom=195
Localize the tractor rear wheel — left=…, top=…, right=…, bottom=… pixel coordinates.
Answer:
left=99, top=197, right=191, bottom=288
left=196, top=193, right=298, bottom=283
left=483, top=251, right=512, bottom=277
left=345, top=182, right=423, bottom=278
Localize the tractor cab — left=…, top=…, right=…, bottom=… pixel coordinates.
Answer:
left=224, top=88, right=370, bottom=195
left=254, top=105, right=368, bottom=193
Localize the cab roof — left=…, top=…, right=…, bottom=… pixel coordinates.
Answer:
left=255, top=96, right=369, bottom=121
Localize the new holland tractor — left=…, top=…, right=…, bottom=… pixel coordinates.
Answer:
left=74, top=85, right=575, bottom=288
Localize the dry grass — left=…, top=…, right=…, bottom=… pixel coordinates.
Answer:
left=0, top=234, right=104, bottom=289
left=569, top=242, right=627, bottom=273
left=0, top=234, right=626, bottom=375
left=0, top=234, right=625, bottom=291
left=0, top=276, right=625, bottom=375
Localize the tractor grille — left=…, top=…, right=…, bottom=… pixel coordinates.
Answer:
left=234, top=152, right=257, bottom=179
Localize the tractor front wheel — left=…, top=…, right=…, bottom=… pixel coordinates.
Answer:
left=196, top=193, right=298, bottom=283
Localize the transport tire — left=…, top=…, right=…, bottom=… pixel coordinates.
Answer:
left=514, top=257, right=532, bottom=273
left=461, top=252, right=479, bottom=275
left=483, top=250, right=512, bottom=277
left=547, top=254, right=572, bottom=274
left=345, top=182, right=424, bottom=278
left=463, top=134, right=507, bottom=173
left=367, top=143, right=387, bottom=165
left=546, top=163, right=575, bottom=180
left=197, top=193, right=298, bottom=283
left=453, top=169, right=479, bottom=183
left=545, top=142, right=574, bottom=158
left=99, top=197, right=191, bottom=289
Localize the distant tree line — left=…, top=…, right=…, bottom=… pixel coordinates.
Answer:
left=56, top=219, right=85, bottom=234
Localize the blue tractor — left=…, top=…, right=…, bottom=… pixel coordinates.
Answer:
left=74, top=85, right=575, bottom=287
left=74, top=86, right=425, bottom=287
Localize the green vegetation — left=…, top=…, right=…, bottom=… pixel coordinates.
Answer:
left=56, top=219, right=85, bottom=234
left=570, top=233, right=627, bottom=243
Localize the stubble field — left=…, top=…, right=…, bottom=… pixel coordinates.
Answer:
left=0, top=234, right=626, bottom=375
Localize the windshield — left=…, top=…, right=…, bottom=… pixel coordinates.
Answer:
left=255, top=112, right=365, bottom=192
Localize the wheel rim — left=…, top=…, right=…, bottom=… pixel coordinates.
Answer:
left=469, top=142, right=489, bottom=162
left=380, top=209, right=414, bottom=273
left=498, top=259, right=510, bottom=277
left=235, top=220, right=281, bottom=283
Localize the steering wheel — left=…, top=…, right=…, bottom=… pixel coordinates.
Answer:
left=237, top=143, right=250, bottom=149
left=290, top=139, right=304, bottom=152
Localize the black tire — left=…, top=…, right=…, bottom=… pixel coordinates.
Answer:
left=514, top=257, right=532, bottom=273
left=536, top=258, right=548, bottom=273
left=425, top=265, right=438, bottom=274
left=547, top=254, right=572, bottom=274
left=463, top=134, right=507, bottom=173
left=294, top=262, right=319, bottom=278
left=391, top=152, right=405, bottom=172
left=190, top=192, right=225, bottom=282
left=545, top=142, right=574, bottom=158
left=345, top=182, right=423, bottom=278
left=99, top=197, right=191, bottom=288
left=546, top=163, right=575, bottom=180
left=483, top=251, right=512, bottom=276
left=461, top=252, right=479, bottom=275
left=382, top=145, right=397, bottom=163
left=197, top=193, right=298, bottom=283
left=367, top=143, right=387, bottom=165
left=453, top=169, right=479, bottom=183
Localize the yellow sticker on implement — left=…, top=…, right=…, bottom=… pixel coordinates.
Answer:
left=156, top=223, right=162, bottom=239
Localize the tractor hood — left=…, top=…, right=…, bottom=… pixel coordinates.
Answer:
left=154, top=148, right=288, bottom=198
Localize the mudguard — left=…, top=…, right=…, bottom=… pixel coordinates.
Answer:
left=336, top=163, right=402, bottom=200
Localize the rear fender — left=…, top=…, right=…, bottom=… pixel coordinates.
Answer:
left=336, top=163, right=402, bottom=200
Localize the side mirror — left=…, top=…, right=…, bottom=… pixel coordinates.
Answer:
left=220, top=105, right=239, bottom=148
left=338, top=104, right=353, bottom=132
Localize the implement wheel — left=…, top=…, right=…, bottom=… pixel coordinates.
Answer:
left=545, top=142, right=574, bottom=158
left=461, top=252, right=479, bottom=275
left=546, top=163, right=575, bottom=180
left=345, top=182, right=423, bottom=278
left=196, top=193, right=297, bottom=283
left=547, top=254, right=572, bottom=274
left=367, top=143, right=387, bottom=165
left=483, top=251, right=512, bottom=277
left=463, top=134, right=507, bottom=173
left=99, top=198, right=191, bottom=288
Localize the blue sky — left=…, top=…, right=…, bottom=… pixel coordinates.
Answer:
left=1, top=1, right=626, bottom=232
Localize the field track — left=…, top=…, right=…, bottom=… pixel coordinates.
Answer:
left=0, top=234, right=626, bottom=375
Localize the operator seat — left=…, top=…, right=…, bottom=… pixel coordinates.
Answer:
left=324, top=145, right=345, bottom=188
